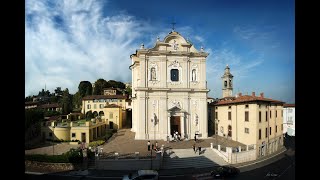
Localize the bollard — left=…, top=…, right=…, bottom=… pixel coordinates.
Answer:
left=115, top=152, right=119, bottom=160
left=238, top=146, right=241, bottom=152
left=218, top=145, right=221, bottom=151
left=210, top=143, right=213, bottom=149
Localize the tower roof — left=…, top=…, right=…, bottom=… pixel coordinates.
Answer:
left=222, top=64, right=233, bottom=78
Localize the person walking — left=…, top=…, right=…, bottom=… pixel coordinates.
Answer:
left=198, top=146, right=202, bottom=155
left=192, top=144, right=196, bottom=154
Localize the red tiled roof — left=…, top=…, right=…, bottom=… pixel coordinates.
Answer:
left=39, top=103, right=61, bottom=108
left=284, top=104, right=295, bottom=107
left=213, top=95, right=284, bottom=106
left=105, top=104, right=121, bottom=108
left=82, top=95, right=127, bottom=100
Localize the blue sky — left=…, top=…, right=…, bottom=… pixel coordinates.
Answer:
left=25, top=0, right=295, bottom=103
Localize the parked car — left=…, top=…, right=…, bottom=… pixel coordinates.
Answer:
left=122, top=170, right=159, bottom=180
left=210, top=165, right=240, bottom=178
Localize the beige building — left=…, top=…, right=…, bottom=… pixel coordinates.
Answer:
left=211, top=66, right=285, bottom=158
left=130, top=29, right=209, bottom=140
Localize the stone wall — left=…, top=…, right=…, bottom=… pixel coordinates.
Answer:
left=25, top=160, right=82, bottom=173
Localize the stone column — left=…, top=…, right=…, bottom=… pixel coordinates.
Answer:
left=180, top=113, right=185, bottom=138
left=167, top=112, right=171, bottom=139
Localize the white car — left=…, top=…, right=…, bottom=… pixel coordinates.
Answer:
left=122, top=170, right=159, bottom=180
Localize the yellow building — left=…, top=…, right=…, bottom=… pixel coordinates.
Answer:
left=211, top=65, right=285, bottom=158
left=41, top=118, right=108, bottom=144
left=81, top=95, right=127, bottom=129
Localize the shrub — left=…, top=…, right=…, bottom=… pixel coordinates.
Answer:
left=87, top=149, right=95, bottom=159
left=64, top=148, right=83, bottom=163
left=89, top=140, right=105, bottom=147
left=25, top=154, right=69, bottom=163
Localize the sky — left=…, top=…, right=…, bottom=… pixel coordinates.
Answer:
left=25, top=0, right=295, bottom=103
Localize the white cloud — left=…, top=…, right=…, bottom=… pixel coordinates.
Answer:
left=25, top=0, right=153, bottom=96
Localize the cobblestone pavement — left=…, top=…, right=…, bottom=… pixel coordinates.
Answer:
left=101, top=129, right=246, bottom=158
left=25, top=129, right=245, bottom=157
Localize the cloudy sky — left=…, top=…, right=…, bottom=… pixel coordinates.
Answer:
left=25, top=0, right=295, bottom=103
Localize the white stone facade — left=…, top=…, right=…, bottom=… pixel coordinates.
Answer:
left=130, top=30, right=209, bottom=140
left=283, top=105, right=295, bottom=136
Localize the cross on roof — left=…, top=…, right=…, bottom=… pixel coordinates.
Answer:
left=171, top=21, right=176, bottom=31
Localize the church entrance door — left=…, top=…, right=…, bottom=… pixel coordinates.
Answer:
left=170, top=116, right=181, bottom=136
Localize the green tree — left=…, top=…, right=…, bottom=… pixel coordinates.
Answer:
left=25, top=96, right=33, bottom=102
left=108, top=80, right=125, bottom=89
left=78, top=81, right=92, bottom=97
left=86, top=111, right=93, bottom=119
left=61, top=88, right=72, bottom=115
left=125, top=86, right=132, bottom=95
left=93, top=79, right=110, bottom=95
left=25, top=109, right=44, bottom=131
left=54, top=87, right=63, bottom=96
left=72, top=91, right=82, bottom=109
left=50, top=95, right=58, bottom=103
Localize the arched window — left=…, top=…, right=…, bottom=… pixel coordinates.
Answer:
left=192, top=69, right=196, bottom=81
left=224, top=81, right=227, bottom=88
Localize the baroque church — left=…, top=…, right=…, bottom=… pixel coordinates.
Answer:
left=129, top=29, right=209, bottom=140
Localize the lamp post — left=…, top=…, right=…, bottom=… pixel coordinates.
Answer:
left=150, top=113, right=157, bottom=170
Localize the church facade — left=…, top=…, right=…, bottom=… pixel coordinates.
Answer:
left=130, top=30, right=209, bottom=140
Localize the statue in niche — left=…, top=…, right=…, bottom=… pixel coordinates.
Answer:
left=151, top=67, right=156, bottom=81
left=224, top=81, right=227, bottom=87
left=172, top=40, right=179, bottom=50
left=192, top=69, right=196, bottom=81
left=229, top=79, right=232, bottom=87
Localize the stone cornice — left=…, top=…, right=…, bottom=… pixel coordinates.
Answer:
left=137, top=50, right=208, bottom=57
left=134, top=88, right=210, bottom=92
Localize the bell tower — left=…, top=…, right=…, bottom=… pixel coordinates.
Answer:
left=222, top=65, right=233, bottom=98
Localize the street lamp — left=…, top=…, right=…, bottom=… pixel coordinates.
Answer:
left=150, top=113, right=157, bottom=169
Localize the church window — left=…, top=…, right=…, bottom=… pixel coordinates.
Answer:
left=224, top=81, right=227, bottom=87
left=192, top=69, right=196, bottom=81
left=171, top=69, right=179, bottom=81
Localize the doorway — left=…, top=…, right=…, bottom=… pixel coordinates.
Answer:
left=109, top=121, right=114, bottom=129
left=170, top=116, right=181, bottom=136
left=81, top=133, right=86, bottom=143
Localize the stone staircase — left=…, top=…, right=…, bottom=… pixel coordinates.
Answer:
left=161, top=148, right=228, bottom=169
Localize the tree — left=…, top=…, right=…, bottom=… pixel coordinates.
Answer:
left=93, top=79, right=110, bottom=95
left=86, top=111, right=93, bottom=119
left=25, top=96, right=33, bottom=102
left=72, top=91, right=82, bottom=109
left=125, top=86, right=132, bottom=96
left=25, top=109, right=44, bottom=131
left=54, top=87, right=63, bottom=96
left=108, top=80, right=125, bottom=89
left=78, top=81, right=92, bottom=97
left=61, top=88, right=72, bottom=115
